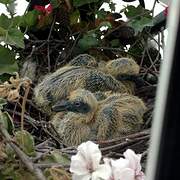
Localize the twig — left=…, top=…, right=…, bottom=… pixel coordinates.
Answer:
left=47, top=15, right=56, bottom=72
left=25, top=45, right=36, bottom=60
left=97, top=129, right=150, bottom=146
left=21, top=85, right=30, bottom=131
left=140, top=45, right=147, bottom=68
left=40, top=121, right=64, bottom=147
left=100, top=135, right=150, bottom=153
left=146, top=47, right=158, bottom=72
left=36, top=139, right=52, bottom=149
left=148, top=32, right=163, bottom=49
left=4, top=108, right=39, bottom=129
left=47, top=44, right=51, bottom=72
left=0, top=123, right=46, bottom=180
left=151, top=0, right=157, bottom=17
left=95, top=47, right=141, bottom=58
left=57, top=32, right=82, bottom=65
left=36, top=163, right=69, bottom=169
left=47, top=15, right=56, bottom=42
left=31, top=150, right=52, bottom=163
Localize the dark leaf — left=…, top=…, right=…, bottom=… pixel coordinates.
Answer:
left=96, top=9, right=107, bottom=20
left=128, top=16, right=153, bottom=34
left=73, top=0, right=99, bottom=7
left=110, top=39, right=120, bottom=47
left=124, top=5, right=151, bottom=19
left=78, top=33, right=99, bottom=51
left=70, top=9, right=80, bottom=25
left=50, top=0, right=60, bottom=8
left=109, top=2, right=116, bottom=12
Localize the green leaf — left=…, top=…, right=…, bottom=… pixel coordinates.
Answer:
left=0, top=14, right=23, bottom=28
left=0, top=111, right=14, bottom=134
left=0, top=26, right=6, bottom=36
left=73, top=0, right=99, bottom=7
left=0, top=14, right=25, bottom=48
left=0, top=14, right=12, bottom=29
left=0, top=46, right=18, bottom=74
left=124, top=5, right=151, bottom=19
left=0, top=28, right=25, bottom=48
left=13, top=16, right=22, bottom=26
left=20, top=10, right=38, bottom=28
left=15, top=130, right=36, bottom=156
left=128, top=16, right=153, bottom=34
left=40, top=150, right=71, bottom=166
left=0, top=0, right=12, bottom=4
left=96, top=9, right=108, bottom=20
left=78, top=33, right=99, bottom=51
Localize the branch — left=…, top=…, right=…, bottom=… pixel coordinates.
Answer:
left=0, top=123, right=46, bottom=180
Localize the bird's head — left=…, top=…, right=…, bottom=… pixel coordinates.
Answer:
left=52, top=89, right=98, bottom=114
left=105, top=57, right=140, bottom=77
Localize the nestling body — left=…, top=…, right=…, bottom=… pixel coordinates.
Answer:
left=34, top=66, right=127, bottom=114
left=51, top=89, right=146, bottom=146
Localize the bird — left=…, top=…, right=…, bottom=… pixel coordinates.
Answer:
left=68, top=54, right=98, bottom=67
left=99, top=57, right=142, bottom=93
left=69, top=56, right=142, bottom=92
left=34, top=65, right=128, bottom=114
left=105, top=57, right=140, bottom=77
left=51, top=88, right=146, bottom=146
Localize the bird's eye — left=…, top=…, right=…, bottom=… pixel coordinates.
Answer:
left=75, top=101, right=81, bottom=107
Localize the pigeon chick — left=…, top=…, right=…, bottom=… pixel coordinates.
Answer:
left=34, top=66, right=127, bottom=114
left=51, top=89, right=146, bottom=146
left=68, top=54, right=98, bottom=67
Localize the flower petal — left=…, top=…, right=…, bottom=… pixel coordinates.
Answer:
left=115, top=168, right=135, bottom=180
left=110, top=158, right=135, bottom=180
left=70, top=154, right=89, bottom=175
left=111, top=158, right=130, bottom=170
left=77, top=141, right=102, bottom=170
left=104, top=158, right=134, bottom=180
left=124, top=149, right=142, bottom=173
left=92, top=164, right=112, bottom=180
left=72, top=173, right=91, bottom=180
left=135, top=171, right=146, bottom=180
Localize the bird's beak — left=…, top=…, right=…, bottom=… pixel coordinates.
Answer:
left=52, top=100, right=71, bottom=112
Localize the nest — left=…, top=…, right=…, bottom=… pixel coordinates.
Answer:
left=0, top=8, right=163, bottom=179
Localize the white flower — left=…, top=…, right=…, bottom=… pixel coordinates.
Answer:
left=70, top=141, right=111, bottom=180
left=70, top=141, right=145, bottom=180
left=104, top=158, right=134, bottom=180
left=124, top=149, right=145, bottom=180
